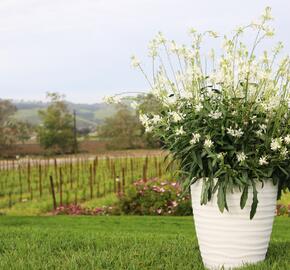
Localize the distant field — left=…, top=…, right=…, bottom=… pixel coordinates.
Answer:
left=0, top=216, right=289, bottom=270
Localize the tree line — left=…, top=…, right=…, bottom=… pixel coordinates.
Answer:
left=0, top=93, right=161, bottom=156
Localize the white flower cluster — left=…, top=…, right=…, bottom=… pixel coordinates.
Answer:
left=131, top=7, right=289, bottom=181
left=226, top=127, right=244, bottom=138
left=269, top=137, right=289, bottom=159
left=139, top=114, right=162, bottom=133
left=209, top=111, right=222, bottom=119
left=189, top=133, right=215, bottom=150
left=270, top=138, right=282, bottom=151
left=256, top=124, right=268, bottom=137
left=175, top=126, right=185, bottom=135
left=169, top=111, right=184, bottom=122
left=139, top=114, right=153, bottom=133
left=284, top=134, right=290, bottom=144
left=259, top=156, right=268, bottom=166
left=190, top=133, right=201, bottom=145
left=204, top=139, right=214, bottom=149
left=236, top=152, right=247, bottom=163
left=131, top=55, right=140, bottom=68
left=103, top=95, right=122, bottom=104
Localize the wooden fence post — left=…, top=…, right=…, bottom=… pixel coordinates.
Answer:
left=49, top=175, right=57, bottom=210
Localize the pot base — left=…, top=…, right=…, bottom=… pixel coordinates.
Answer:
left=191, top=180, right=277, bottom=270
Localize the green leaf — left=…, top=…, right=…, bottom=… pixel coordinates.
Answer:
left=240, top=185, right=248, bottom=209
left=250, top=182, right=258, bottom=220
left=278, top=166, right=289, bottom=177
left=192, top=151, right=203, bottom=170
left=200, top=179, right=207, bottom=205
left=217, top=185, right=225, bottom=213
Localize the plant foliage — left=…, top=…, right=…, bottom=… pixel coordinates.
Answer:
left=130, top=7, right=290, bottom=218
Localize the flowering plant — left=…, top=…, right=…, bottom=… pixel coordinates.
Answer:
left=131, top=7, right=290, bottom=218
left=53, top=204, right=120, bottom=215
left=119, top=178, right=191, bottom=215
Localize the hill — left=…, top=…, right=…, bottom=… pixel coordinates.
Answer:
left=12, top=101, right=117, bottom=129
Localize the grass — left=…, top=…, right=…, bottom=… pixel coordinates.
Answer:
left=0, top=216, right=289, bottom=270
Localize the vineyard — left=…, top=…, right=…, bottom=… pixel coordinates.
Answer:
left=0, top=153, right=178, bottom=215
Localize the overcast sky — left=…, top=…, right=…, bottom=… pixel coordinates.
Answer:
left=0, top=0, right=289, bottom=103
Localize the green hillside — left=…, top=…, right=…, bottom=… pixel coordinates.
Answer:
left=13, top=101, right=117, bottom=129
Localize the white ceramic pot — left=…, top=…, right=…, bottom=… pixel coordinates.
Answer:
left=191, top=180, right=278, bottom=270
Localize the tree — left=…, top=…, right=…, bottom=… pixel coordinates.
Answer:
left=0, top=100, right=17, bottom=150
left=98, top=104, right=145, bottom=149
left=0, top=99, right=31, bottom=152
left=38, top=93, right=75, bottom=154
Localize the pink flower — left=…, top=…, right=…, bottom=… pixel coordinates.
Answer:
left=157, top=209, right=162, bottom=214
left=172, top=201, right=178, bottom=207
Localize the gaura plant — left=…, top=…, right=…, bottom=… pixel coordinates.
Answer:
left=112, top=7, right=290, bottom=219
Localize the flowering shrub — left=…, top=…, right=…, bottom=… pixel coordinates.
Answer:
left=53, top=204, right=120, bottom=216
left=276, top=204, right=290, bottom=217
left=129, top=7, right=290, bottom=219
left=118, top=178, right=192, bottom=215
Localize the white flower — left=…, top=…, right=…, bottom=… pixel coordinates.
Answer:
left=139, top=114, right=153, bottom=132
left=148, top=39, right=158, bottom=57
left=190, top=133, right=201, bottom=145
left=284, top=134, right=290, bottom=144
left=195, top=103, right=203, bottom=112
left=270, top=138, right=282, bottom=151
left=155, top=32, right=166, bottom=44
left=207, top=30, right=219, bottom=38
left=256, top=130, right=263, bottom=137
left=103, top=95, right=114, bottom=104
left=250, top=115, right=257, bottom=123
left=139, top=114, right=150, bottom=126
left=151, top=115, right=162, bottom=124
left=227, top=127, right=244, bottom=138
left=209, top=111, right=222, bottom=119
left=170, top=111, right=183, bottom=122
left=145, top=126, right=153, bottom=133
left=217, top=153, right=224, bottom=159
left=103, top=95, right=121, bottom=104
left=188, top=27, right=196, bottom=35
left=176, top=126, right=185, bottom=136
left=259, top=124, right=267, bottom=131
left=204, top=139, right=214, bottom=149
left=170, top=41, right=180, bottom=53
left=235, top=26, right=244, bottom=35
left=131, top=55, right=140, bottom=68
left=130, top=101, right=138, bottom=109
left=236, top=152, right=247, bottom=162
left=273, top=42, right=284, bottom=55
left=262, top=6, right=273, bottom=21
left=280, top=147, right=288, bottom=158
left=259, top=156, right=269, bottom=166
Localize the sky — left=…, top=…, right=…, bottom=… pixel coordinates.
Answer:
left=0, top=0, right=289, bottom=103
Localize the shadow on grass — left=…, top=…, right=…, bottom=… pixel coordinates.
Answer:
left=236, top=241, right=290, bottom=270
left=266, top=241, right=290, bottom=261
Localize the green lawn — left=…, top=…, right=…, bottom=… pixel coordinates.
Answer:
left=0, top=216, right=289, bottom=270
